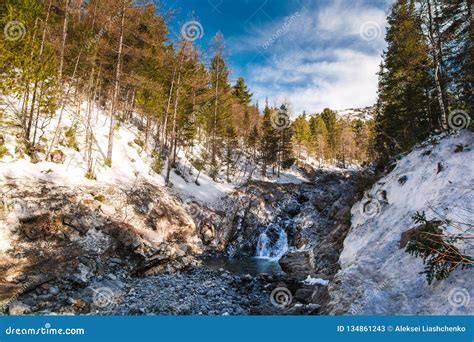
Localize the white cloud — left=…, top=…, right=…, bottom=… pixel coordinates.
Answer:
left=232, top=0, right=390, bottom=114
left=251, top=49, right=381, bottom=115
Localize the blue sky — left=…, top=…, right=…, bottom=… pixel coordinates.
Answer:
left=159, top=0, right=393, bottom=115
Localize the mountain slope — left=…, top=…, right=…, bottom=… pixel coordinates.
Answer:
left=328, top=131, right=474, bottom=315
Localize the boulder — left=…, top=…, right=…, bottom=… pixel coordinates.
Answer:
left=279, top=249, right=315, bottom=279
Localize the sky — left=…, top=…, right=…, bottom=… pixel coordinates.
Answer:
left=158, top=0, right=393, bottom=115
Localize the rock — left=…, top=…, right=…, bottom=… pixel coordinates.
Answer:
left=8, top=301, right=31, bottom=315
left=49, top=286, right=60, bottom=296
left=109, top=258, right=123, bottom=265
left=201, top=225, right=215, bottom=243
left=334, top=206, right=351, bottom=222
left=295, top=288, right=314, bottom=304
left=242, top=274, right=253, bottom=282
left=203, top=229, right=214, bottom=242
left=285, top=201, right=301, bottom=217
left=50, top=150, right=66, bottom=164
left=313, top=197, right=332, bottom=212
left=29, top=150, right=40, bottom=164
left=69, top=263, right=92, bottom=286
left=176, top=248, right=186, bottom=258
left=100, top=204, right=116, bottom=217
left=398, top=175, right=408, bottom=185
left=62, top=215, right=90, bottom=234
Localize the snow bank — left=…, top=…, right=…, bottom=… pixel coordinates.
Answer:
left=329, top=131, right=474, bottom=315
left=302, top=275, right=329, bottom=286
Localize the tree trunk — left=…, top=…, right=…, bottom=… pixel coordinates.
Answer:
left=58, top=0, right=70, bottom=83
left=426, top=0, right=447, bottom=129
left=46, top=53, right=81, bottom=159
left=165, top=60, right=182, bottom=186
left=161, top=65, right=177, bottom=154
left=106, top=1, right=126, bottom=166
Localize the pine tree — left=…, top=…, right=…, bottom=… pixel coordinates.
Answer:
left=208, top=33, right=232, bottom=166
left=246, top=124, right=259, bottom=163
left=437, top=0, right=473, bottom=114
left=233, top=76, right=253, bottom=105
left=224, top=124, right=238, bottom=182
left=292, top=113, right=311, bottom=160
left=309, top=115, right=328, bottom=166
left=276, top=103, right=294, bottom=175
left=321, top=108, right=339, bottom=160
left=259, top=102, right=277, bottom=176
left=375, top=0, right=437, bottom=163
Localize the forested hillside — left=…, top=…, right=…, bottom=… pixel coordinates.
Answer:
left=1, top=0, right=375, bottom=181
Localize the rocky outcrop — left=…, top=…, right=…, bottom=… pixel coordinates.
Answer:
left=210, top=169, right=362, bottom=260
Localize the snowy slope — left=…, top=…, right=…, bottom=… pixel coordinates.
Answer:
left=0, top=93, right=309, bottom=207
left=336, top=106, right=374, bottom=122
left=329, top=131, right=474, bottom=315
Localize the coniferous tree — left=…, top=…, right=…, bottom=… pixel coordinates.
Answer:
left=309, top=115, right=329, bottom=165
left=233, top=76, right=253, bottom=105
left=321, top=108, right=339, bottom=160
left=437, top=0, right=473, bottom=114
left=247, top=124, right=259, bottom=163
left=208, top=33, right=232, bottom=166
left=276, top=103, right=294, bottom=175
left=375, top=0, right=438, bottom=163
left=259, top=102, right=277, bottom=176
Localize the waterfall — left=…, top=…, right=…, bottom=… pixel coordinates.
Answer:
left=256, top=232, right=271, bottom=258
left=255, top=225, right=288, bottom=260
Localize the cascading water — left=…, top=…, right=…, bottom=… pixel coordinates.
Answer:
left=255, top=224, right=288, bottom=260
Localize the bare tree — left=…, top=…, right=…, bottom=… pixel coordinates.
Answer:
left=106, top=0, right=127, bottom=166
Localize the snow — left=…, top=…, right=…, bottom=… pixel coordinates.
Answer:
left=302, top=275, right=329, bottom=286
left=329, top=131, right=474, bottom=315
left=0, top=92, right=325, bottom=255
left=1, top=94, right=163, bottom=188
left=0, top=221, right=12, bottom=252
